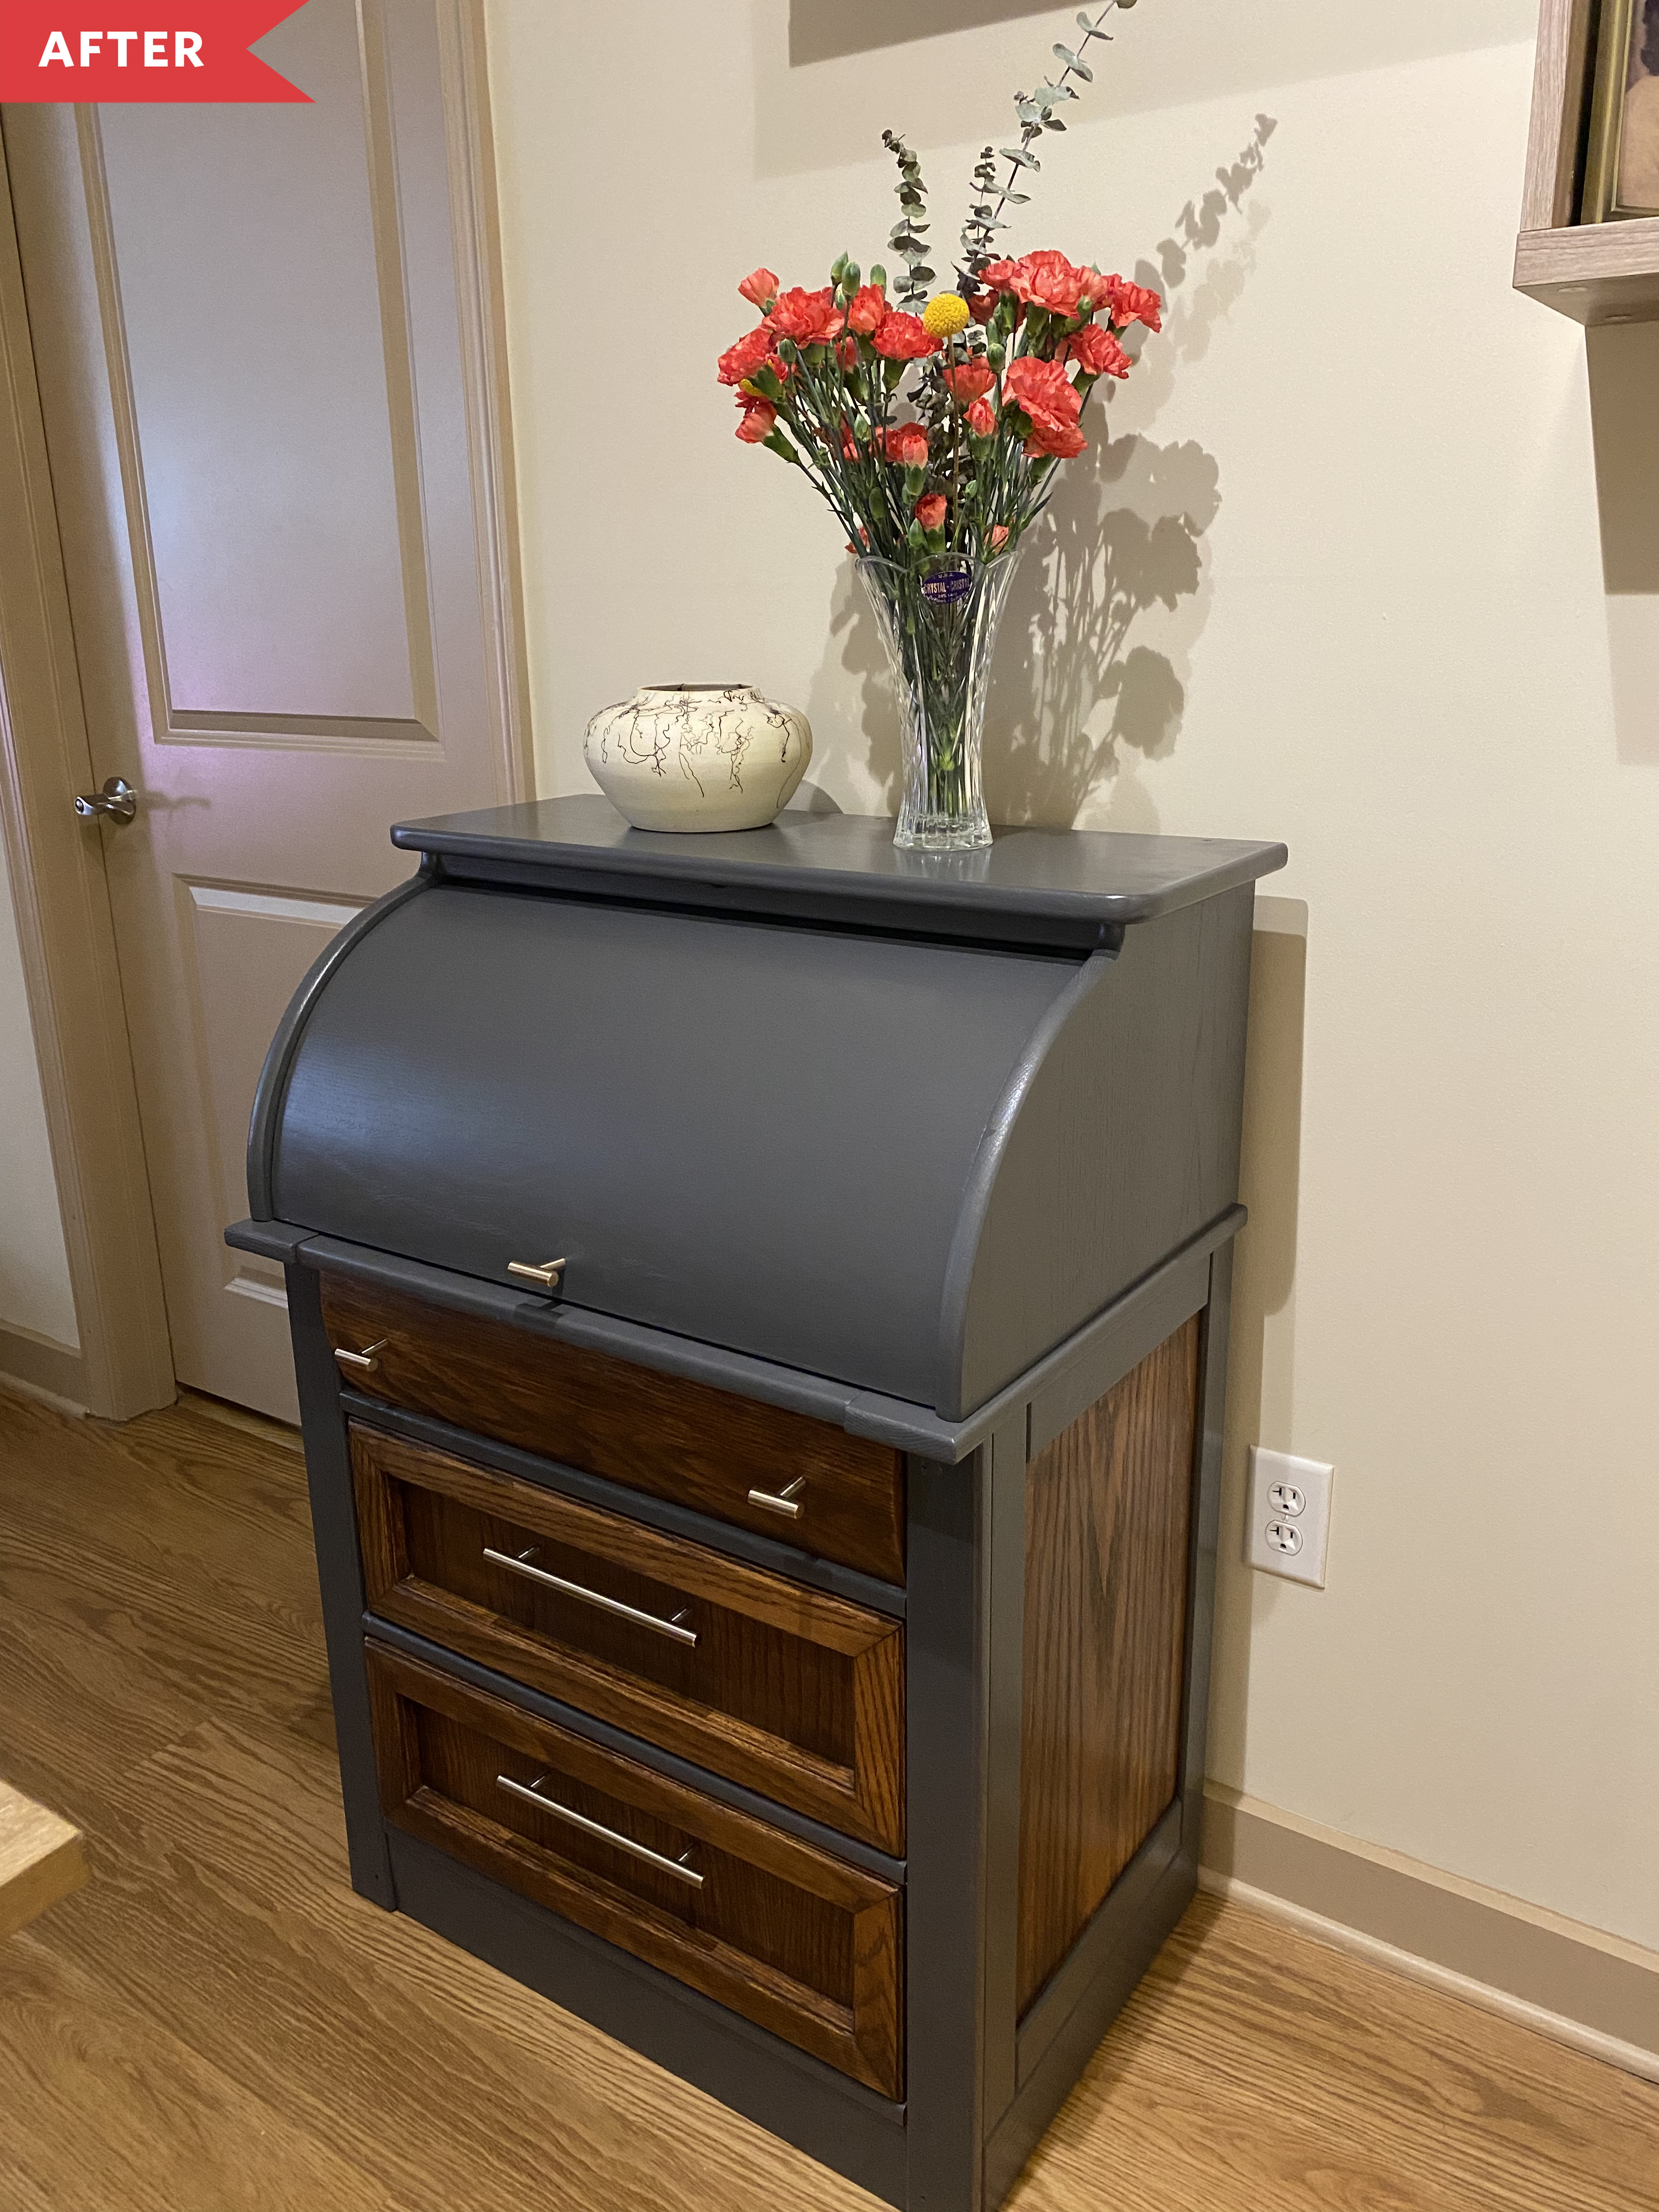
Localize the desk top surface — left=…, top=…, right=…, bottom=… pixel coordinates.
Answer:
left=393, top=797, right=1287, bottom=935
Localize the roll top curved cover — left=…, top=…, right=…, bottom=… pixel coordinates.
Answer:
left=254, top=802, right=1284, bottom=1419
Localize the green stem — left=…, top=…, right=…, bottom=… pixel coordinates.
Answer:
left=946, top=335, right=963, bottom=550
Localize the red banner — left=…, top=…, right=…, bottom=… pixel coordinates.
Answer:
left=0, top=4, right=313, bottom=102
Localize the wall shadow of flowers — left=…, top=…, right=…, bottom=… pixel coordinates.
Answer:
left=819, top=115, right=1276, bottom=832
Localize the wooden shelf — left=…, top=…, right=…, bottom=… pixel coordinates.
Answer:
left=1515, top=0, right=1659, bottom=323
left=1516, top=215, right=1659, bottom=320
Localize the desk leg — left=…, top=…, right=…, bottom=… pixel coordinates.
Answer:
left=905, top=1411, right=1026, bottom=2212
left=286, top=1261, right=397, bottom=1909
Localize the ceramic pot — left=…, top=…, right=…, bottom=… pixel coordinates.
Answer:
left=583, top=684, right=812, bottom=833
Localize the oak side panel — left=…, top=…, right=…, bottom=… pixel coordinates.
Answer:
left=1016, top=1315, right=1201, bottom=2015
left=320, top=1273, right=905, bottom=1584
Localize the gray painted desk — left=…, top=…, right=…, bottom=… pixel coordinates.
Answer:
left=230, top=797, right=1286, bottom=2209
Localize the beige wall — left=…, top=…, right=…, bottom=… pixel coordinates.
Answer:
left=0, top=832, right=78, bottom=1348
left=488, top=3, right=1659, bottom=1951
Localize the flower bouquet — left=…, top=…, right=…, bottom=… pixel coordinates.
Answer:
left=717, top=4, right=1163, bottom=849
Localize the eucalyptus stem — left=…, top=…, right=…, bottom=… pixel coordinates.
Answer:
left=961, top=3, right=1128, bottom=278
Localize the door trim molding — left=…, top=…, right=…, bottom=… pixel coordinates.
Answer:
left=0, top=114, right=174, bottom=1421
left=441, top=0, right=534, bottom=806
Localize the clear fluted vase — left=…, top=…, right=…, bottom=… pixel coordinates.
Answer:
left=857, top=550, right=1019, bottom=851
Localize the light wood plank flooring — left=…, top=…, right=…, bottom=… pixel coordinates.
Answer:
left=1, top=1383, right=1655, bottom=2210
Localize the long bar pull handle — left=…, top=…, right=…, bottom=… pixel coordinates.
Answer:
left=333, top=1338, right=387, bottom=1373
left=483, top=1546, right=698, bottom=1647
left=746, top=1477, right=806, bottom=1520
left=507, top=1258, right=566, bottom=1290
left=495, top=1774, right=704, bottom=1888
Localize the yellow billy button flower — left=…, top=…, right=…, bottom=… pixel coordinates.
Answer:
left=922, top=292, right=971, bottom=340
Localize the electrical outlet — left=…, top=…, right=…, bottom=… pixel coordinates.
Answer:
left=1247, top=1447, right=1333, bottom=1587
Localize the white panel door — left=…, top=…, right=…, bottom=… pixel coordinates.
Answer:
left=3, top=1, right=528, bottom=1420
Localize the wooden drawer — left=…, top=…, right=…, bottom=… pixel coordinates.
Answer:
left=366, top=1642, right=902, bottom=2096
left=353, top=1425, right=904, bottom=1852
left=321, top=1274, right=905, bottom=1586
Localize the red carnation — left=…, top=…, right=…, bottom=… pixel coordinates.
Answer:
left=882, top=421, right=930, bottom=467
left=1074, top=267, right=1114, bottom=314
left=736, top=400, right=776, bottom=443
left=1003, top=355, right=1081, bottom=424
left=718, top=323, right=776, bottom=387
left=872, top=311, right=940, bottom=360
left=990, top=524, right=1010, bottom=550
left=839, top=419, right=862, bottom=459
left=1026, top=417, right=1086, bottom=459
left=1003, top=354, right=1086, bottom=460
left=1010, top=249, right=1087, bottom=317
left=845, top=283, right=887, bottom=335
left=916, top=493, right=948, bottom=532
left=965, top=394, right=997, bottom=437
left=967, top=286, right=1000, bottom=324
left=980, top=251, right=1090, bottom=315
left=1107, top=275, right=1163, bottom=332
left=737, top=266, right=780, bottom=312
left=943, top=359, right=995, bottom=405
left=1066, top=324, right=1132, bottom=380
left=769, top=285, right=845, bottom=345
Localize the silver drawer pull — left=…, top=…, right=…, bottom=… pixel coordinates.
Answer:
left=333, top=1338, right=387, bottom=1373
left=507, top=1257, right=566, bottom=1290
left=746, top=1477, right=805, bottom=1520
left=496, top=1774, right=704, bottom=1888
left=483, top=1545, right=697, bottom=1647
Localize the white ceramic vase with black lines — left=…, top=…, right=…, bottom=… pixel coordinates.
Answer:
left=584, top=684, right=812, bottom=833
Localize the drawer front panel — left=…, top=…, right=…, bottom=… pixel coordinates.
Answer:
left=321, top=1273, right=905, bottom=1585
left=366, top=1642, right=902, bottom=2097
left=353, top=1426, right=904, bottom=1852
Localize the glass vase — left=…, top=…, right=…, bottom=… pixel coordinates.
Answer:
left=856, top=550, right=1019, bottom=851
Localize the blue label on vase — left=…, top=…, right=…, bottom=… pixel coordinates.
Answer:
left=922, top=566, right=973, bottom=606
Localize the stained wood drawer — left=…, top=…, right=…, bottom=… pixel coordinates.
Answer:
left=353, top=1425, right=904, bottom=1852
left=321, top=1274, right=905, bottom=1585
left=366, top=1642, right=902, bottom=2096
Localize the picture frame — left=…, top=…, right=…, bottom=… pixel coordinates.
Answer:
left=1584, top=0, right=1659, bottom=221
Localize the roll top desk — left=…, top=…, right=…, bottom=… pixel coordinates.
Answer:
left=229, top=798, right=1285, bottom=2210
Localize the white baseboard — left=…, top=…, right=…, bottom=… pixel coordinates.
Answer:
left=0, top=1319, right=87, bottom=1413
left=1200, top=1785, right=1659, bottom=2081
left=0, top=1359, right=86, bottom=1418
left=1200, top=1869, right=1659, bottom=2084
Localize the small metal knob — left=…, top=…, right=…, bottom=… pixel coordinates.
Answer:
left=74, top=777, right=137, bottom=825
left=747, top=1477, right=806, bottom=1520
left=333, top=1338, right=387, bottom=1374
left=507, top=1258, right=566, bottom=1290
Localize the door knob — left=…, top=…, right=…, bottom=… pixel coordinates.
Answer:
left=74, top=777, right=137, bottom=824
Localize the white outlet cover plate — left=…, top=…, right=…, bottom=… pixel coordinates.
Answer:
left=1247, top=1446, right=1334, bottom=1588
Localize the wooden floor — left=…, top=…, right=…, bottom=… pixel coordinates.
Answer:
left=1, top=1384, right=1655, bottom=2212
